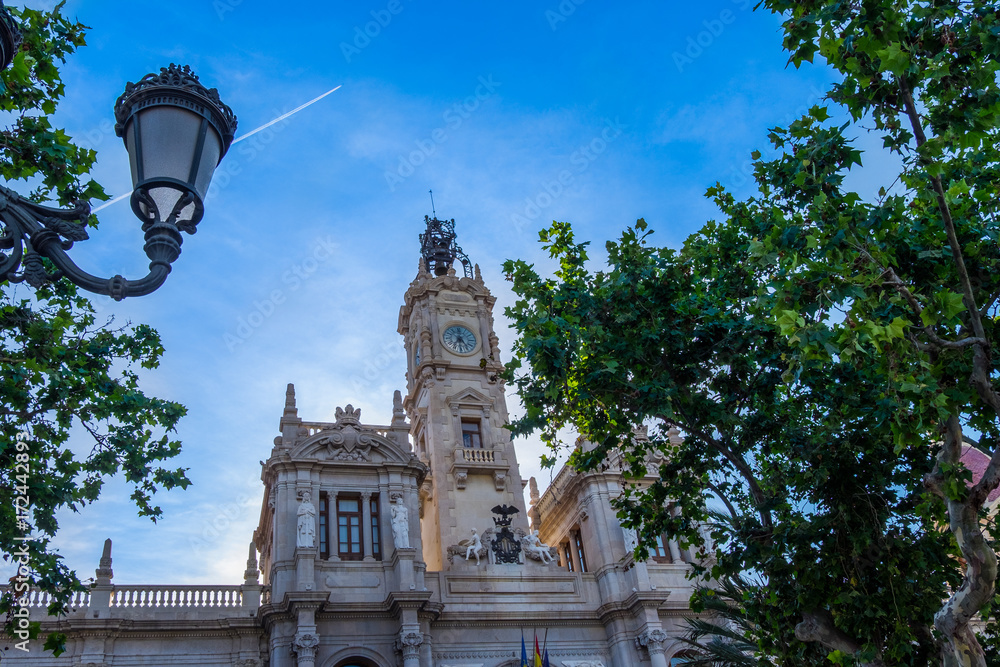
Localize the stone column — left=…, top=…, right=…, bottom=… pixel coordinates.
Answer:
left=396, top=630, right=423, bottom=667
left=636, top=628, right=669, bottom=667
left=668, top=538, right=683, bottom=563
left=569, top=532, right=584, bottom=573
left=291, top=632, right=319, bottom=667
left=361, top=491, right=374, bottom=561
left=427, top=294, right=441, bottom=359
left=669, top=505, right=684, bottom=563
left=477, top=304, right=491, bottom=361
left=379, top=488, right=392, bottom=560
left=329, top=490, right=340, bottom=561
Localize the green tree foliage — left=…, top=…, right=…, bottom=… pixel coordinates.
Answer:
left=503, top=1, right=1000, bottom=665
left=0, top=3, right=190, bottom=655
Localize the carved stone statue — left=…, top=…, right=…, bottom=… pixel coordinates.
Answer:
left=463, top=528, right=483, bottom=564
left=296, top=491, right=316, bottom=548
left=523, top=529, right=554, bottom=564
left=390, top=499, right=409, bottom=548
left=622, top=526, right=638, bottom=553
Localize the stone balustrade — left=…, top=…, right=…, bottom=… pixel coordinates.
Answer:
left=13, top=588, right=90, bottom=608
left=300, top=421, right=394, bottom=439
left=111, top=585, right=243, bottom=608
left=457, top=448, right=496, bottom=464
left=2, top=583, right=267, bottom=612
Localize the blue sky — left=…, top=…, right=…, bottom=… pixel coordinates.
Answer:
left=3, top=0, right=846, bottom=585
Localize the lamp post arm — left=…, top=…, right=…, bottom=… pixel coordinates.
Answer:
left=0, top=185, right=175, bottom=301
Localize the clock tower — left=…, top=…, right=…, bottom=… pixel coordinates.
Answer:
left=397, top=216, right=528, bottom=570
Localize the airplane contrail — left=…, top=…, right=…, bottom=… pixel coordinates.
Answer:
left=92, top=84, right=343, bottom=213
left=232, top=85, right=341, bottom=145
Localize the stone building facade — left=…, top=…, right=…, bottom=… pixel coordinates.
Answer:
left=7, top=218, right=697, bottom=667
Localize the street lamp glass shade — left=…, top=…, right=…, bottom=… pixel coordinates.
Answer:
left=114, top=64, right=237, bottom=233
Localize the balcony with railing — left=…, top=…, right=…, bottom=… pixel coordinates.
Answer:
left=111, top=585, right=243, bottom=608
left=451, top=446, right=509, bottom=491
left=3, top=583, right=268, bottom=621
left=456, top=447, right=497, bottom=464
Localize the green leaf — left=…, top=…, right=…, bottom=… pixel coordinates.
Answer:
left=876, top=43, right=909, bottom=77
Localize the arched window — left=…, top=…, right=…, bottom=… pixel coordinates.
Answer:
left=670, top=649, right=699, bottom=665
left=333, top=659, right=378, bottom=667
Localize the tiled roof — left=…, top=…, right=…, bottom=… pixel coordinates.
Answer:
left=959, top=443, right=1000, bottom=504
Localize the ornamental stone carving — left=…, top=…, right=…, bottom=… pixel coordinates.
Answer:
left=390, top=498, right=410, bottom=548
left=622, top=526, right=638, bottom=553
left=233, top=660, right=262, bottom=667
left=296, top=491, right=316, bottom=548
left=313, top=404, right=382, bottom=461
left=448, top=527, right=489, bottom=564
left=635, top=628, right=668, bottom=655
left=396, top=630, right=423, bottom=659
left=291, top=632, right=319, bottom=660
left=464, top=528, right=484, bottom=564
left=561, top=661, right=606, bottom=667
left=522, top=530, right=556, bottom=564
left=493, top=470, right=506, bottom=492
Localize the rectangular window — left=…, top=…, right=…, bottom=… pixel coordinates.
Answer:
left=651, top=534, right=671, bottom=563
left=462, top=419, right=482, bottom=448
left=319, top=492, right=329, bottom=559
left=337, top=496, right=363, bottom=560
left=563, top=543, right=574, bottom=572
left=370, top=495, right=381, bottom=561
left=574, top=530, right=588, bottom=573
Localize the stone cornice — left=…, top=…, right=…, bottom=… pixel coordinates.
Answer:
left=386, top=589, right=434, bottom=615
left=400, top=274, right=494, bottom=324
left=37, top=615, right=262, bottom=639
left=430, top=613, right=606, bottom=627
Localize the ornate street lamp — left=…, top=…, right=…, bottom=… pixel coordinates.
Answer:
left=0, top=1, right=21, bottom=73
left=0, top=59, right=237, bottom=300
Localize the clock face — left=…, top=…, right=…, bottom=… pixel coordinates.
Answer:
left=442, top=325, right=477, bottom=354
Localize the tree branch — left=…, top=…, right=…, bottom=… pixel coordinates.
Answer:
left=795, top=609, right=885, bottom=667
left=933, top=415, right=995, bottom=666
left=857, top=247, right=986, bottom=350
left=664, top=412, right=773, bottom=531
left=897, top=77, right=986, bottom=342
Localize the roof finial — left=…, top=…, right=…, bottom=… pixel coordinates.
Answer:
left=419, top=215, right=473, bottom=278
left=429, top=189, right=436, bottom=217
left=95, top=538, right=114, bottom=583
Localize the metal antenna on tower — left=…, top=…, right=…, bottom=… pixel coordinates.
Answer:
left=429, top=189, right=436, bottom=217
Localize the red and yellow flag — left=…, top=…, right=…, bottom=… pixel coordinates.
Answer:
left=534, top=635, right=543, bottom=667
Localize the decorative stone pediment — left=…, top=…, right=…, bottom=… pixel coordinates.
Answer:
left=287, top=405, right=421, bottom=467
left=319, top=425, right=374, bottom=462
left=447, top=387, right=492, bottom=410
